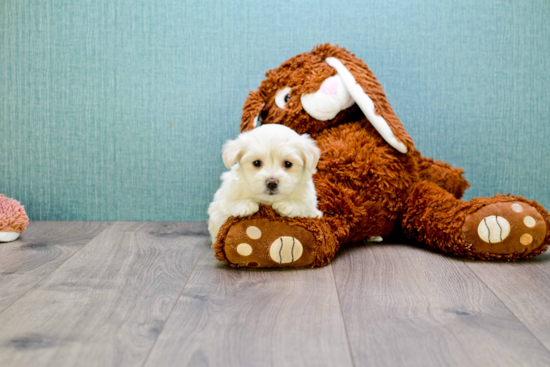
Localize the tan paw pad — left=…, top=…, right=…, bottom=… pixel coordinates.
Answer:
left=236, top=243, right=253, bottom=256
left=477, top=216, right=510, bottom=243
left=511, top=203, right=523, bottom=213
left=523, top=216, right=536, bottom=228
left=246, top=226, right=262, bottom=239
left=520, top=234, right=533, bottom=246
left=269, top=237, right=303, bottom=264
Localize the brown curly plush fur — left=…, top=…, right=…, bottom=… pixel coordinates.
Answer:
left=214, top=44, right=549, bottom=267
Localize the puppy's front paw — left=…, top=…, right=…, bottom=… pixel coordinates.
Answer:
left=273, top=201, right=299, bottom=217
left=298, top=208, right=323, bottom=218
left=231, top=200, right=260, bottom=217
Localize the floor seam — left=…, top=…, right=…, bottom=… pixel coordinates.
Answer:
left=0, top=221, right=114, bottom=317
left=140, top=241, right=208, bottom=367
left=463, top=260, right=550, bottom=356
left=331, top=262, right=357, bottom=367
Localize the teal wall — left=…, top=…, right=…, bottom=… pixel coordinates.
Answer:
left=1, top=0, right=549, bottom=221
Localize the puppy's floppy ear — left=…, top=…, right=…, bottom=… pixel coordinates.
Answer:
left=299, top=134, right=321, bottom=174
left=222, top=137, right=244, bottom=169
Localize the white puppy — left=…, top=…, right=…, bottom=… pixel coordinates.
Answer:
left=208, top=124, right=323, bottom=243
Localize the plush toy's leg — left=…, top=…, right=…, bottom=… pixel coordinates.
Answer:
left=401, top=181, right=549, bottom=260
left=417, top=156, right=470, bottom=199
left=213, top=205, right=338, bottom=268
left=0, top=195, right=29, bottom=243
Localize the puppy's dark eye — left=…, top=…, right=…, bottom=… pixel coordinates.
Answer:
left=284, top=94, right=290, bottom=103
left=253, top=160, right=262, bottom=167
left=284, top=161, right=292, bottom=168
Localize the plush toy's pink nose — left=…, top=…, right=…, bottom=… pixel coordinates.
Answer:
left=319, top=77, right=339, bottom=95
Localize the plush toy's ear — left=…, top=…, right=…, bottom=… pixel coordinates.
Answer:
left=325, top=57, right=407, bottom=153
left=313, top=44, right=414, bottom=154
left=241, top=90, right=265, bottom=133
left=299, top=134, right=321, bottom=174
left=222, top=137, right=245, bottom=169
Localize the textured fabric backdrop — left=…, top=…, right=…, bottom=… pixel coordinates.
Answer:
left=1, top=0, right=549, bottom=221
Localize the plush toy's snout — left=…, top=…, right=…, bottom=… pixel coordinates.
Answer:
left=301, top=74, right=355, bottom=121
left=319, top=77, right=339, bottom=95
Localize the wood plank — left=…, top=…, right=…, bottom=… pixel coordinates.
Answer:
left=0, top=222, right=207, bottom=367
left=0, top=221, right=110, bottom=312
left=144, top=250, right=354, bottom=367
left=466, top=251, right=550, bottom=351
left=332, top=242, right=550, bottom=367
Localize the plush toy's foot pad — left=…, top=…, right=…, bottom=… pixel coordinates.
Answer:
left=0, top=232, right=20, bottom=243
left=462, top=201, right=547, bottom=256
left=223, top=218, right=318, bottom=268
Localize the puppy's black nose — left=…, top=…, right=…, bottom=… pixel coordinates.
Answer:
left=266, top=178, right=278, bottom=190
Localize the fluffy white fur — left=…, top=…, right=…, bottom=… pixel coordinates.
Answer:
left=208, top=124, right=323, bottom=243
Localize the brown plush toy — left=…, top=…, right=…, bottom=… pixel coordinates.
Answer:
left=214, top=44, right=550, bottom=268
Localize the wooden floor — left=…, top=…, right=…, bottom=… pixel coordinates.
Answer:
left=1, top=222, right=550, bottom=366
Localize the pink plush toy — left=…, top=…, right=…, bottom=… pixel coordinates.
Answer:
left=0, top=194, right=29, bottom=242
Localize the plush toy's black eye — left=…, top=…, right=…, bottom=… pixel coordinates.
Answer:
left=257, top=109, right=269, bottom=125
left=275, top=87, right=292, bottom=109
left=284, top=161, right=292, bottom=168
left=253, top=160, right=262, bottom=167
